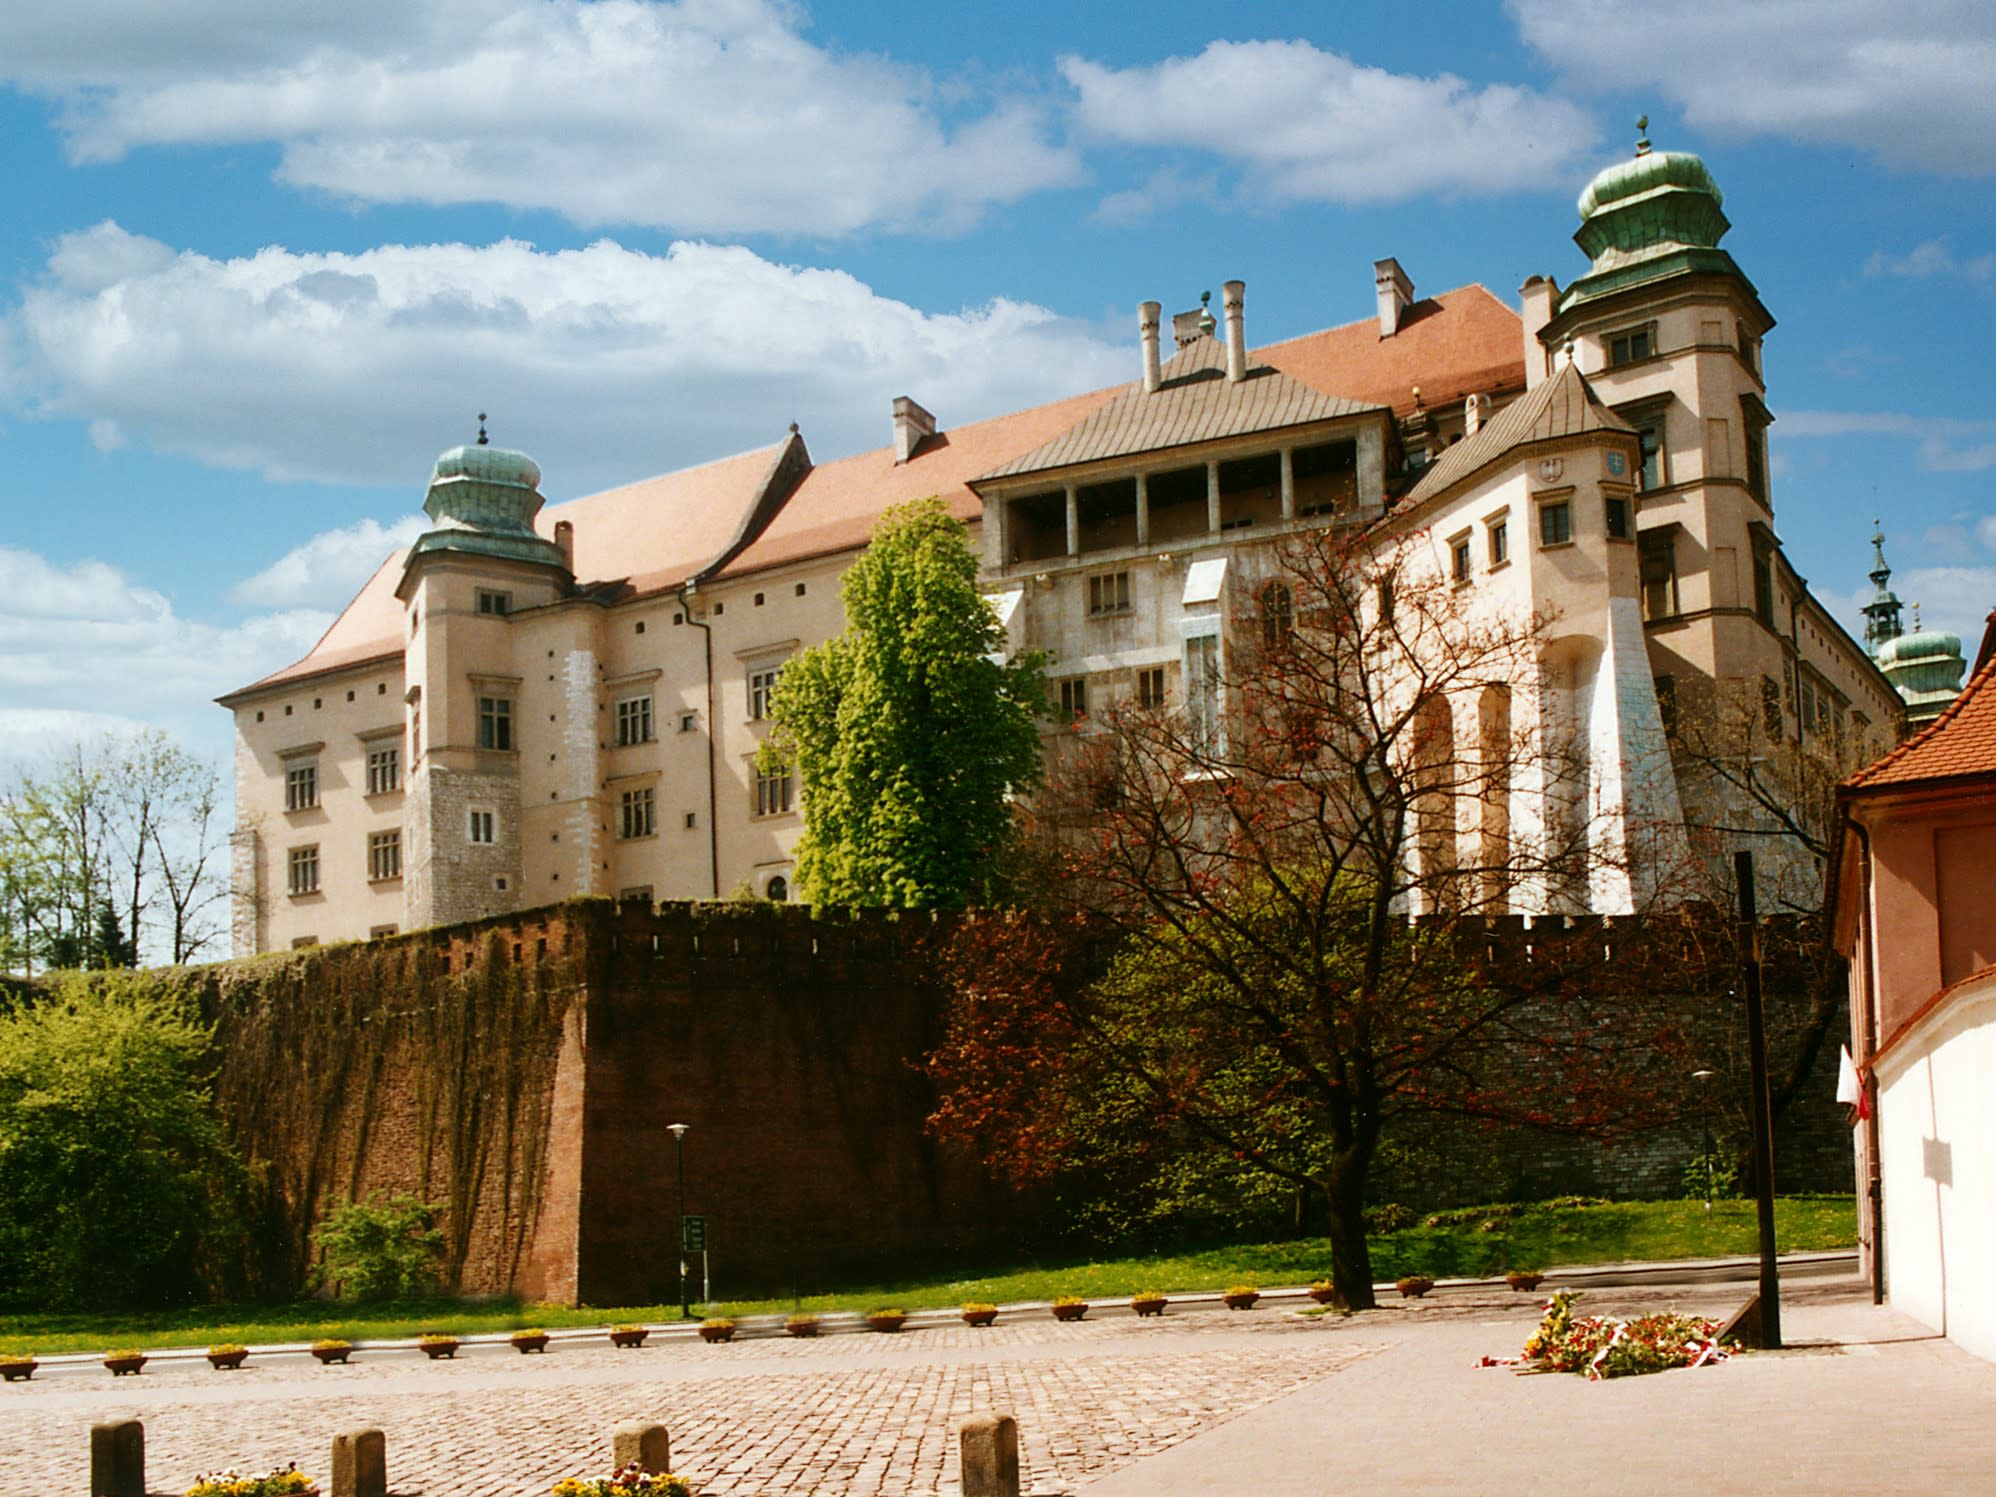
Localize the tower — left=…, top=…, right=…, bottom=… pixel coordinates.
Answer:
left=1863, top=522, right=1905, bottom=657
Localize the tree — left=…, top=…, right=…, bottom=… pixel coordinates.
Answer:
left=928, top=527, right=1674, bottom=1308
left=311, top=1193, right=448, bottom=1300
left=0, top=971, right=246, bottom=1306
left=766, top=498, right=1048, bottom=907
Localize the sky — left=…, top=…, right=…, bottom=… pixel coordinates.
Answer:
left=1, top=0, right=1993, bottom=779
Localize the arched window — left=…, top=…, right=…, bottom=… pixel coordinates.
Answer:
left=1260, top=581, right=1295, bottom=650
left=765, top=874, right=789, bottom=903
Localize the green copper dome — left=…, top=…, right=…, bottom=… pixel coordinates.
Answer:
left=405, top=424, right=569, bottom=574
left=1878, top=629, right=1964, bottom=670
left=1879, top=626, right=1967, bottom=726
left=1577, top=149, right=1723, bottom=222
left=1559, top=135, right=1741, bottom=312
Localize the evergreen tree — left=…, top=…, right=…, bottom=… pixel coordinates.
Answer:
left=766, top=498, right=1047, bottom=907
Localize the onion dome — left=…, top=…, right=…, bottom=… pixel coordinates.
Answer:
left=405, top=416, right=569, bottom=572
left=1560, top=121, right=1739, bottom=310
left=1879, top=619, right=1968, bottom=727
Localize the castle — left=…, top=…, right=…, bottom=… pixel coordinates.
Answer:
left=221, top=135, right=1906, bottom=953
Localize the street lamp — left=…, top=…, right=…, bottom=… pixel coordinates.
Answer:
left=1691, top=1070, right=1717, bottom=1210
left=667, top=1122, right=690, bottom=1318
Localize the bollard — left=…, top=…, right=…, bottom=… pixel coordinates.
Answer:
left=90, top=1419, right=145, bottom=1497
left=960, top=1412, right=1020, bottom=1497
left=612, top=1423, right=671, bottom=1474
left=331, top=1427, right=387, bottom=1497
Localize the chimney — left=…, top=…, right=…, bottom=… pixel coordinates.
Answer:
left=553, top=519, right=575, bottom=571
left=1373, top=257, right=1413, bottom=338
left=1519, top=274, right=1559, bottom=390
left=891, top=396, right=936, bottom=464
left=1139, top=300, right=1163, bottom=393
left=1222, top=280, right=1247, bottom=382
left=1463, top=393, right=1490, bottom=437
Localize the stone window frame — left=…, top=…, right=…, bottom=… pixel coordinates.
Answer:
left=1604, top=494, right=1633, bottom=542
left=1136, top=665, right=1167, bottom=710
left=475, top=589, right=511, bottom=616
left=615, top=693, right=655, bottom=747
left=1057, top=676, right=1089, bottom=721
left=1087, top=570, right=1132, bottom=617
left=467, top=807, right=497, bottom=845
left=617, top=783, right=658, bottom=840
left=284, top=761, right=319, bottom=812
left=752, top=761, right=795, bottom=819
left=287, top=844, right=320, bottom=896
left=1537, top=496, right=1574, bottom=549
left=367, top=829, right=402, bottom=882
left=1448, top=528, right=1474, bottom=585
left=1606, top=321, right=1658, bottom=369
left=1485, top=509, right=1510, bottom=569
left=358, top=725, right=402, bottom=796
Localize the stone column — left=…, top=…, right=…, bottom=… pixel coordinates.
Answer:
left=613, top=1425, right=671, bottom=1474
left=1206, top=461, right=1222, bottom=532
left=960, top=1412, right=1020, bottom=1497
left=1279, top=448, right=1295, bottom=520
left=1135, top=472, right=1150, bottom=546
left=331, top=1429, right=386, bottom=1497
left=90, top=1420, right=144, bottom=1497
left=1064, top=484, right=1080, bottom=557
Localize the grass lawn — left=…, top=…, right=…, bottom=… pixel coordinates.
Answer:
left=0, top=1195, right=1853, bottom=1357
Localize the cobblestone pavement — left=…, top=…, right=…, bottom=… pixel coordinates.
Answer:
left=0, top=1307, right=1378, bottom=1496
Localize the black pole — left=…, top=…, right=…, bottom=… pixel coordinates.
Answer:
left=675, top=1130, right=690, bottom=1320
left=1734, top=850, right=1781, bottom=1348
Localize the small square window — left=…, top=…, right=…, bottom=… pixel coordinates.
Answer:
left=346, top=690, right=355, bottom=703
left=1605, top=496, right=1631, bottom=540
left=468, top=809, right=496, bottom=845
left=1608, top=325, right=1654, bottom=367
left=712, top=602, right=724, bottom=616
left=369, top=924, right=399, bottom=940
left=476, top=589, right=511, bottom=615
left=754, top=592, right=765, bottom=607
left=795, top=582, right=807, bottom=597
left=256, top=710, right=265, bottom=722
left=680, top=712, right=698, bottom=734
left=635, top=620, right=646, bottom=635
left=1539, top=502, right=1572, bottom=547
left=684, top=811, right=698, bottom=829
left=672, top=613, right=683, bottom=626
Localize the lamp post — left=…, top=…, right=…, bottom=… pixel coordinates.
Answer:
left=667, top=1122, right=690, bottom=1319
left=1692, top=1069, right=1717, bottom=1210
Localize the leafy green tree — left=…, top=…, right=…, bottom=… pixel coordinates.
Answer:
left=0, top=971, right=245, bottom=1306
left=766, top=498, right=1047, bottom=907
left=311, top=1192, right=448, bottom=1300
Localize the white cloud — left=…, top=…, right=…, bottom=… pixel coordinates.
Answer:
left=1777, top=410, right=1996, bottom=473
left=1060, top=40, right=1598, bottom=203
left=1865, top=238, right=1995, bottom=282
left=232, top=517, right=426, bottom=610
left=1511, top=0, right=1996, bottom=173
left=1, top=0, right=1077, bottom=237
left=4, top=222, right=1133, bottom=495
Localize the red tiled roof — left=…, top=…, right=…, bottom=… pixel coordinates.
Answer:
left=1258, top=285, right=1526, bottom=417
left=1845, top=652, right=1996, bottom=789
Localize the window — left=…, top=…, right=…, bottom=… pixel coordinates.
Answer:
left=1450, top=533, right=1473, bottom=583
left=1607, top=324, right=1654, bottom=366
left=1639, top=532, right=1679, bottom=621
left=285, top=762, right=318, bottom=811
left=1605, top=496, right=1631, bottom=540
left=369, top=924, right=399, bottom=940
left=468, top=809, right=496, bottom=845
left=754, top=764, right=794, bottom=817
left=1137, top=667, right=1166, bottom=709
left=1185, top=634, right=1220, bottom=756
left=766, top=874, right=789, bottom=902
left=1487, top=516, right=1509, bottom=567
left=1752, top=550, right=1776, bottom=628
left=748, top=666, right=783, bottom=721
left=367, top=830, right=402, bottom=882
left=477, top=696, right=514, bottom=751
left=476, top=589, right=511, bottom=615
left=1059, top=678, right=1089, bottom=720
left=1539, top=501, right=1572, bottom=546
left=1743, top=401, right=1770, bottom=505
left=288, top=844, right=320, bottom=895
left=619, top=886, right=655, bottom=904
left=619, top=786, right=656, bottom=839
left=1089, top=571, right=1132, bottom=616
left=1636, top=419, right=1664, bottom=490
left=680, top=712, right=698, bottom=734
left=615, top=694, right=654, bottom=746
left=1760, top=676, right=1783, bottom=738
left=366, top=745, right=400, bottom=796
left=1261, top=582, right=1295, bottom=649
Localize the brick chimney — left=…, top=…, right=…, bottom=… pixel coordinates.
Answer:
left=892, top=396, right=937, bottom=464
left=1374, top=257, right=1413, bottom=338
left=1140, top=300, right=1162, bottom=393
left=1222, top=280, right=1247, bottom=382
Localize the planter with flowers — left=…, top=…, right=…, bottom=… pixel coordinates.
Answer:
left=1051, top=1296, right=1089, bottom=1323
left=104, top=1349, right=148, bottom=1376
left=510, top=1329, right=550, bottom=1355
left=419, top=1333, right=459, bottom=1360
left=207, top=1344, right=249, bottom=1371
left=1223, top=1286, right=1260, bottom=1311
left=697, top=1319, right=735, bottom=1343
left=1307, top=1281, right=1343, bottom=1307
left=187, top=1464, right=318, bottom=1496
left=865, top=1309, right=907, bottom=1334
left=0, top=1355, right=35, bottom=1383
left=309, top=1339, right=353, bottom=1365
left=1130, top=1293, right=1168, bottom=1319
left=609, top=1324, right=650, bottom=1349
left=1506, top=1271, right=1545, bottom=1293
left=1396, top=1276, right=1435, bottom=1300
left=784, top=1314, right=819, bottom=1338
left=551, top=1463, right=691, bottom=1496
left=960, top=1303, right=999, bottom=1328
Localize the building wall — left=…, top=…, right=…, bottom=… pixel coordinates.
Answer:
left=1874, top=969, right=1996, bottom=1362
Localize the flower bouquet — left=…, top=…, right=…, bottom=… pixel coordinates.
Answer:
left=550, top=1463, right=691, bottom=1496
left=186, top=1464, right=319, bottom=1496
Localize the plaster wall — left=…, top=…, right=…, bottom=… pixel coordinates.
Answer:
left=1874, top=969, right=1996, bottom=1362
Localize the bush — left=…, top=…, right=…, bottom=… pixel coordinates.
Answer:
left=311, top=1192, right=446, bottom=1299
left=1681, top=1149, right=1741, bottom=1200
left=1366, top=1202, right=1418, bottom=1233
left=0, top=972, right=246, bottom=1307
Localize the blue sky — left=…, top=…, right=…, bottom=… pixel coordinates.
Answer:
left=2, top=0, right=1992, bottom=774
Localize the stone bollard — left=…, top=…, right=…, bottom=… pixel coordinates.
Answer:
left=613, top=1423, right=671, bottom=1474
left=331, top=1427, right=387, bottom=1497
left=90, top=1419, right=145, bottom=1497
left=960, top=1412, right=1020, bottom=1497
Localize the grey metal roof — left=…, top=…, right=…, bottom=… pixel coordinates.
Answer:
left=977, top=335, right=1382, bottom=483
left=1405, top=361, right=1634, bottom=505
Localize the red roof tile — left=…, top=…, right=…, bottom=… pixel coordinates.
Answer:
left=1846, top=653, right=1996, bottom=789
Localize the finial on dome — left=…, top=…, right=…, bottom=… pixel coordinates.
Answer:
left=1635, top=114, right=1651, bottom=157
left=477, top=412, right=489, bottom=447
left=789, top=421, right=799, bottom=434
left=1913, top=602, right=1923, bottom=633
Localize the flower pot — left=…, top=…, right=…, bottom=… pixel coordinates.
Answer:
left=1130, top=1297, right=1168, bottom=1319
left=104, top=1355, right=148, bottom=1377
left=310, top=1345, right=352, bottom=1365
left=610, top=1328, right=649, bottom=1349
left=1223, top=1291, right=1260, bottom=1311
left=206, top=1350, right=248, bottom=1371
left=510, top=1334, right=550, bottom=1355
left=697, top=1323, right=735, bottom=1343
left=785, top=1319, right=819, bottom=1338
left=420, top=1339, right=459, bottom=1360
left=1506, top=1273, right=1544, bottom=1293
left=1050, top=1303, right=1088, bottom=1322
left=1307, top=1285, right=1343, bottom=1307
left=0, top=1361, right=35, bottom=1383
left=960, top=1309, right=999, bottom=1328
left=1396, top=1277, right=1435, bottom=1300
left=865, top=1313, right=906, bottom=1334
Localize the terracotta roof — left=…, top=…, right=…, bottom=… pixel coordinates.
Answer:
left=221, top=552, right=409, bottom=700
left=1845, top=652, right=1996, bottom=789
left=1402, top=360, right=1632, bottom=507
left=1257, top=285, right=1525, bottom=417
left=977, top=335, right=1381, bottom=482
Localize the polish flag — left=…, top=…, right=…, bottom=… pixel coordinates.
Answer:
left=1837, top=1045, right=1872, bottom=1121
